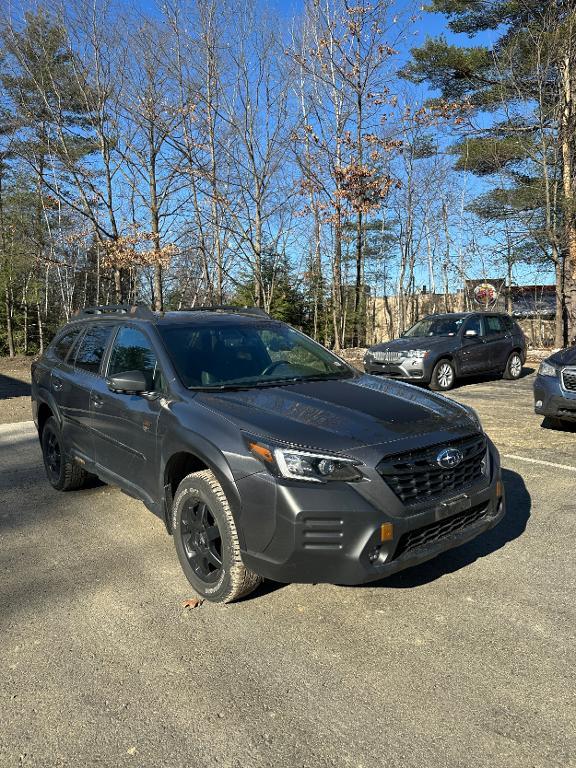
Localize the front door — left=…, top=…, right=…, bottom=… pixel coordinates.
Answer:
left=91, top=325, right=164, bottom=504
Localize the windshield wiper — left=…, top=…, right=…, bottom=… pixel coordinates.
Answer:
left=190, top=371, right=353, bottom=392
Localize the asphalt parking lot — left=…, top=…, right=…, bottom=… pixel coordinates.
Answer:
left=1, top=368, right=575, bottom=768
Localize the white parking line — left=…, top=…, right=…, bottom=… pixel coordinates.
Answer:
left=0, top=421, right=37, bottom=444
left=504, top=454, right=576, bottom=473
left=0, top=420, right=35, bottom=434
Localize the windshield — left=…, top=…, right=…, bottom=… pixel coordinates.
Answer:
left=159, top=321, right=353, bottom=389
left=403, top=316, right=464, bottom=338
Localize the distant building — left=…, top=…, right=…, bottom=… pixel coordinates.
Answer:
left=509, top=285, right=555, bottom=319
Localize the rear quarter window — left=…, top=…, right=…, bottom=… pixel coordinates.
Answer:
left=49, top=328, right=83, bottom=363
left=74, top=324, right=115, bottom=375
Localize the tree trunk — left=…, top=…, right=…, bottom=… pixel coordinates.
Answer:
left=332, top=210, right=344, bottom=350
left=559, top=41, right=576, bottom=341
left=36, top=299, right=44, bottom=354
left=4, top=285, right=15, bottom=358
left=114, top=268, right=122, bottom=303
left=153, top=264, right=163, bottom=312
left=353, top=210, right=363, bottom=347
left=554, top=248, right=566, bottom=348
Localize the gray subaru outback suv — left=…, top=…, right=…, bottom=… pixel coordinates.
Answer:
left=31, top=305, right=505, bottom=603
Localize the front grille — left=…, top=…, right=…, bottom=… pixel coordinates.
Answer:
left=561, top=368, right=576, bottom=392
left=394, top=502, right=489, bottom=559
left=376, top=433, right=487, bottom=505
left=373, top=350, right=403, bottom=363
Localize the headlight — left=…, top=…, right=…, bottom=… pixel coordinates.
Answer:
left=539, top=361, right=557, bottom=377
left=244, top=436, right=364, bottom=483
left=404, top=349, right=429, bottom=359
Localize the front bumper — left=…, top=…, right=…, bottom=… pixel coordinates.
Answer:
left=534, top=373, right=576, bottom=421
left=364, top=356, right=433, bottom=382
left=238, top=449, right=504, bottom=586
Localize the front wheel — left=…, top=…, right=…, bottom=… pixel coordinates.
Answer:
left=429, top=359, right=456, bottom=391
left=503, top=351, right=523, bottom=380
left=172, top=470, right=262, bottom=603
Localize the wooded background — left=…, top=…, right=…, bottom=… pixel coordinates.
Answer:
left=1, top=0, right=575, bottom=355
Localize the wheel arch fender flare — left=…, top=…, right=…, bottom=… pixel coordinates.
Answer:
left=160, top=430, right=244, bottom=546
left=36, top=390, right=62, bottom=435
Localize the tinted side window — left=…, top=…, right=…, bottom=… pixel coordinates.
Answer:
left=74, top=325, right=114, bottom=375
left=51, top=328, right=82, bottom=362
left=108, top=327, right=162, bottom=390
left=485, top=316, right=505, bottom=335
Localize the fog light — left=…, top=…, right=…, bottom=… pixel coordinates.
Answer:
left=536, top=400, right=543, bottom=408
left=368, top=546, right=381, bottom=563
left=380, top=523, right=394, bottom=542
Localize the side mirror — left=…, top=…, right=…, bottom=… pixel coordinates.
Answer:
left=465, top=329, right=478, bottom=338
left=107, top=370, right=148, bottom=394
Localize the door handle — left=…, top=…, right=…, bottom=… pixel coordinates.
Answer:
left=52, top=377, right=63, bottom=392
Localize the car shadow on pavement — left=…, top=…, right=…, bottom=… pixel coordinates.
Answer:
left=449, top=366, right=535, bottom=390
left=540, top=416, right=576, bottom=432
left=368, top=467, right=531, bottom=590
left=0, top=372, right=32, bottom=399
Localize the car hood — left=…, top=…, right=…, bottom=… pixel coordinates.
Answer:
left=548, top=346, right=576, bottom=366
left=195, top=374, right=478, bottom=453
left=369, top=336, right=456, bottom=353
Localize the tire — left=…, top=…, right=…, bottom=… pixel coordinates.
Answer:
left=172, top=470, right=262, bottom=603
left=503, top=351, right=523, bottom=380
left=41, top=416, right=89, bottom=491
left=429, top=359, right=456, bottom=391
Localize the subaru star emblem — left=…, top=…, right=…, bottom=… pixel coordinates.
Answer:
left=436, top=447, right=464, bottom=469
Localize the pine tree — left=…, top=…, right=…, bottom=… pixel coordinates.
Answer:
left=403, top=1, right=576, bottom=344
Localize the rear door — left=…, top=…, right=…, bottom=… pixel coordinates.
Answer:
left=91, top=325, right=164, bottom=504
left=458, top=315, right=488, bottom=374
left=47, top=326, right=85, bottom=429
left=483, top=315, right=511, bottom=371
left=66, top=323, right=116, bottom=463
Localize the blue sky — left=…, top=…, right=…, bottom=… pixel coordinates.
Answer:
left=123, top=0, right=552, bottom=287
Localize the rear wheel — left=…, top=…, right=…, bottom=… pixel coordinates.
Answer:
left=41, top=416, right=89, bottom=491
left=503, top=351, right=523, bottom=380
left=172, top=470, right=262, bottom=603
left=430, top=359, right=455, bottom=391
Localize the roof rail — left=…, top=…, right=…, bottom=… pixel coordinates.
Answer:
left=177, top=305, right=270, bottom=318
left=74, top=304, right=155, bottom=319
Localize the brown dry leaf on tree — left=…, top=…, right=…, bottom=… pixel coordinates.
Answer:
left=182, top=598, right=204, bottom=609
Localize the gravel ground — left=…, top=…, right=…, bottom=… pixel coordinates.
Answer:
left=0, top=364, right=575, bottom=767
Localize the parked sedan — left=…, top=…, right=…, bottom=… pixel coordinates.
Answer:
left=364, top=312, right=527, bottom=391
left=534, top=346, right=576, bottom=428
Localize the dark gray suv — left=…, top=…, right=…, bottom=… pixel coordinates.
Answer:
left=364, top=312, right=527, bottom=391
left=31, top=305, right=505, bottom=603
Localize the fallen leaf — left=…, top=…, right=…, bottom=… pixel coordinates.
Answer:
left=182, top=598, right=204, bottom=609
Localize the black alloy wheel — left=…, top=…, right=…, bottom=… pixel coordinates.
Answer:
left=180, top=500, right=223, bottom=582
left=41, top=416, right=88, bottom=491
left=44, top=426, right=62, bottom=482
